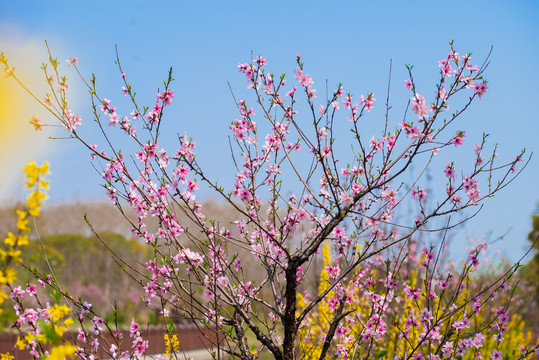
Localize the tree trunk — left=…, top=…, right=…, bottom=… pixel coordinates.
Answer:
left=282, top=261, right=299, bottom=360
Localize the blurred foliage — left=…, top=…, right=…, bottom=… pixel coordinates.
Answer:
left=523, top=207, right=539, bottom=291
left=0, top=232, right=152, bottom=329
left=517, top=205, right=539, bottom=331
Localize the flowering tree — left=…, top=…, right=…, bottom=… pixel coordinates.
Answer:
left=1, top=42, right=537, bottom=360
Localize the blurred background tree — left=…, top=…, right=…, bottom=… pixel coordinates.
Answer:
left=517, top=203, right=539, bottom=335
left=0, top=231, right=152, bottom=328
left=523, top=204, right=539, bottom=294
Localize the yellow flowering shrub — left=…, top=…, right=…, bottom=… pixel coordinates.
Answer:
left=164, top=333, right=180, bottom=358
left=45, top=343, right=78, bottom=360
left=0, top=161, right=49, bottom=358
left=297, top=240, right=538, bottom=359
left=0, top=161, right=76, bottom=359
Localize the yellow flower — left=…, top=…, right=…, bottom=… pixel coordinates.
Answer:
left=28, top=205, right=41, bottom=217
left=38, top=161, right=50, bottom=176
left=25, top=332, right=45, bottom=344
left=3, top=233, right=17, bottom=247
left=27, top=188, right=47, bottom=216
left=54, top=324, right=67, bottom=337
left=16, top=234, right=28, bottom=246
left=45, top=343, right=77, bottom=360
left=48, top=304, right=71, bottom=322
left=15, top=337, right=25, bottom=351
left=7, top=249, right=21, bottom=262
left=0, top=267, right=17, bottom=284
left=38, top=179, right=49, bottom=190
left=0, top=159, right=53, bottom=359
left=22, top=160, right=39, bottom=189
left=15, top=210, right=29, bottom=232
left=164, top=334, right=179, bottom=358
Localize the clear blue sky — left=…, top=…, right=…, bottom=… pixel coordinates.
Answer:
left=0, top=1, right=538, bottom=262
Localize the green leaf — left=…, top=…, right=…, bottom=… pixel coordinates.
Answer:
left=51, top=289, right=61, bottom=303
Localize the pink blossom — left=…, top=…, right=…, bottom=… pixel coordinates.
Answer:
left=442, top=341, right=454, bottom=357
left=294, top=68, right=313, bottom=88
left=133, top=336, right=149, bottom=357
left=328, top=297, right=339, bottom=310
left=411, top=188, right=426, bottom=202
left=399, top=121, right=423, bottom=140
left=342, top=95, right=352, bottom=109
left=448, top=50, right=460, bottom=62
left=444, top=163, right=455, bottom=179
left=360, top=93, right=376, bottom=111
left=62, top=109, right=82, bottom=132
left=472, top=298, right=481, bottom=312
left=419, top=308, right=433, bottom=325
left=490, top=350, right=502, bottom=360
left=255, top=55, right=266, bottom=66
left=387, top=135, right=397, bottom=150
left=381, top=187, right=398, bottom=206
left=473, top=82, right=488, bottom=99
left=333, top=226, right=347, bottom=239
left=466, top=61, right=479, bottom=72
left=186, top=178, right=199, bottom=192
left=404, top=79, right=413, bottom=90
left=66, top=57, right=78, bottom=67
left=108, top=112, right=120, bottom=127
left=77, top=329, right=86, bottom=342
left=26, top=284, right=37, bottom=295
left=410, top=94, right=429, bottom=118
left=22, top=309, right=38, bottom=326
left=339, top=191, right=354, bottom=205
left=403, top=284, right=421, bottom=301
left=174, top=249, right=204, bottom=266
left=473, top=333, right=485, bottom=348
left=286, top=86, right=297, bottom=97
left=441, top=64, right=452, bottom=77
left=3, top=66, right=14, bottom=77
left=295, top=266, right=304, bottom=282
left=11, top=286, right=25, bottom=299
left=92, top=316, right=105, bottom=334
left=240, top=189, right=252, bottom=202
left=452, top=311, right=471, bottom=331
left=451, top=130, right=466, bottom=147
left=81, top=301, right=92, bottom=314
left=335, top=85, right=344, bottom=98
left=438, top=58, right=448, bottom=67
left=463, top=176, right=478, bottom=192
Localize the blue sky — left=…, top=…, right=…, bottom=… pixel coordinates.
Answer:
left=0, top=1, right=538, bottom=262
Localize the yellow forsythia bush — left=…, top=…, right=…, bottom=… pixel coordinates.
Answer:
left=0, top=161, right=77, bottom=360
left=297, top=241, right=537, bottom=359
